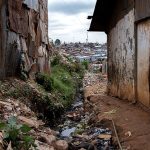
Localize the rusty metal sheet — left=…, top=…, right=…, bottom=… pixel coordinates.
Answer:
left=27, top=34, right=38, bottom=58
left=40, top=0, right=48, bottom=23
left=39, top=20, right=48, bottom=44
left=39, top=0, right=48, bottom=34
left=21, top=38, right=28, bottom=52
left=0, top=1, right=6, bottom=78
left=38, top=46, right=44, bottom=57
left=28, top=10, right=36, bottom=41
left=38, top=56, right=50, bottom=74
left=39, top=4, right=45, bottom=21
left=5, top=31, right=21, bottom=76
left=43, top=58, right=50, bottom=74
left=89, top=0, right=134, bottom=32
left=23, top=53, right=31, bottom=71
left=0, top=1, right=3, bottom=68
left=35, top=22, right=42, bottom=48
left=8, top=0, right=28, bottom=37
left=23, top=0, right=39, bottom=11
left=38, top=45, right=48, bottom=59
left=0, top=0, right=50, bottom=78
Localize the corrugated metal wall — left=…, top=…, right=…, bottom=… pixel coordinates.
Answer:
left=0, top=0, right=6, bottom=78
left=0, top=0, right=50, bottom=78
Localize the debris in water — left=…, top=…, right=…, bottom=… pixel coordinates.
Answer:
left=61, top=127, right=76, bottom=137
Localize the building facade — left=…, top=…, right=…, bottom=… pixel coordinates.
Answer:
left=89, top=0, right=150, bottom=108
left=0, top=0, right=50, bottom=79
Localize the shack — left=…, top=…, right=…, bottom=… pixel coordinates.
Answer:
left=89, top=0, right=150, bottom=108
left=0, top=0, right=50, bottom=79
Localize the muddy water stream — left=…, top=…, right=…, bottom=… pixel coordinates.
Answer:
left=55, top=88, right=117, bottom=150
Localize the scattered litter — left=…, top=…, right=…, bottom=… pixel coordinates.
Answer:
left=104, top=109, right=117, bottom=115
left=57, top=89, right=116, bottom=150
left=0, top=132, right=3, bottom=146
left=6, top=142, right=13, bottom=150
left=98, top=134, right=112, bottom=140
left=125, top=131, right=132, bottom=137
left=61, top=127, right=76, bottom=137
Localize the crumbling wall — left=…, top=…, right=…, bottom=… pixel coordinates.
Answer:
left=107, top=9, right=135, bottom=101
left=0, top=0, right=50, bottom=79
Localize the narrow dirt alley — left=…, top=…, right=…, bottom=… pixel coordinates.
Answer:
left=84, top=72, right=150, bottom=150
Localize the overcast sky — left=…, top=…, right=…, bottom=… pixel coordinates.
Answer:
left=48, top=0, right=107, bottom=43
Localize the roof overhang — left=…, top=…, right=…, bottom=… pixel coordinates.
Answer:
left=88, top=0, right=114, bottom=32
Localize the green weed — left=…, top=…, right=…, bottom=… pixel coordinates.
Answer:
left=0, top=116, right=36, bottom=150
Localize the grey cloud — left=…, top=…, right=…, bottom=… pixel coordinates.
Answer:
left=49, top=20, right=72, bottom=30
left=48, top=1, right=93, bottom=15
left=49, top=25, right=66, bottom=31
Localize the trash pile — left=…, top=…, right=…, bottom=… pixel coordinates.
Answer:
left=57, top=90, right=117, bottom=150
left=69, top=127, right=114, bottom=150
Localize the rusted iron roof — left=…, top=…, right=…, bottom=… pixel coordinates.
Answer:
left=89, top=0, right=135, bottom=32
left=88, top=0, right=114, bottom=32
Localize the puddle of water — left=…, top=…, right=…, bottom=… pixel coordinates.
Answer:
left=61, top=127, right=76, bottom=137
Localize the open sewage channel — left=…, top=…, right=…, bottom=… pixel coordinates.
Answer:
left=54, top=88, right=118, bottom=150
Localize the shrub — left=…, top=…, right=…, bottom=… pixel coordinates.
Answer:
left=35, top=54, right=85, bottom=111
left=51, top=65, right=76, bottom=107
left=51, top=55, right=61, bottom=66
left=82, top=60, right=89, bottom=70
left=35, top=73, right=53, bottom=91
left=72, top=62, right=85, bottom=79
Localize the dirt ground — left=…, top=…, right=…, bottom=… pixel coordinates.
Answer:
left=84, top=73, right=150, bottom=150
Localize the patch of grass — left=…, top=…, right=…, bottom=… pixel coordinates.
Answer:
left=6, top=84, right=32, bottom=99
left=35, top=55, right=85, bottom=109
left=51, top=65, right=76, bottom=107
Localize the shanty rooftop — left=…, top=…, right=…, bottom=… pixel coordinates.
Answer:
left=88, top=0, right=114, bottom=32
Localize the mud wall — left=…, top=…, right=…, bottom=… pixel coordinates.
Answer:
left=0, top=0, right=50, bottom=79
left=107, top=9, right=135, bottom=101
